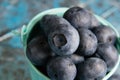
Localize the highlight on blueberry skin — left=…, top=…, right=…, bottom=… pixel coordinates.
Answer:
left=68, top=54, right=84, bottom=64
left=40, top=15, right=80, bottom=56
left=47, top=57, right=77, bottom=80
left=26, top=36, right=53, bottom=66
left=96, top=43, right=119, bottom=71
left=76, top=28, right=98, bottom=56
left=76, top=57, right=107, bottom=80
left=92, top=25, right=117, bottom=44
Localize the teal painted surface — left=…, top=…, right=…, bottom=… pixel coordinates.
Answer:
left=0, top=0, right=120, bottom=80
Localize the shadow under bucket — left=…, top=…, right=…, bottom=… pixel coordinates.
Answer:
left=21, top=8, right=120, bottom=80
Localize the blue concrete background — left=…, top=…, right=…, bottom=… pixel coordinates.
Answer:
left=0, top=0, right=120, bottom=80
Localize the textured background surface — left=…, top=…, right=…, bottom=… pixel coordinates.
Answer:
left=0, top=0, right=120, bottom=80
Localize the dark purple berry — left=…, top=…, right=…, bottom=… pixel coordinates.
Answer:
left=77, top=57, right=107, bottom=79
left=96, top=43, right=119, bottom=71
left=92, top=25, right=117, bottom=44
left=26, top=36, right=54, bottom=66
left=63, top=6, right=100, bottom=29
left=47, top=57, right=77, bottom=80
left=40, top=15, right=80, bottom=56
left=76, top=28, right=98, bottom=56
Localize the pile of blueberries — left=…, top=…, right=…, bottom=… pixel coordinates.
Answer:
left=26, top=6, right=119, bottom=80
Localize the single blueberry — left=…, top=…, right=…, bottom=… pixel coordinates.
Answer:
left=40, top=15, right=80, bottom=56
left=63, top=6, right=100, bottom=29
left=96, top=43, right=119, bottom=71
left=47, top=56, right=77, bottom=80
left=92, top=25, right=117, bottom=44
left=76, top=28, right=98, bottom=56
left=63, top=6, right=91, bottom=29
left=26, top=36, right=54, bottom=66
left=76, top=57, right=107, bottom=79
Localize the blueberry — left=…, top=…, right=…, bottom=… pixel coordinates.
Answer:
left=40, top=15, right=80, bottom=56
left=76, top=28, right=98, bottom=56
left=63, top=6, right=91, bottom=29
left=26, top=36, right=54, bottom=66
left=63, top=6, right=100, bottom=29
left=68, top=54, right=84, bottom=64
left=47, top=57, right=77, bottom=80
left=96, top=43, right=119, bottom=71
left=92, top=25, right=117, bottom=44
left=76, top=57, right=107, bottom=79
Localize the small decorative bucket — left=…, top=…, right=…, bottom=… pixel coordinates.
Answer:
left=21, top=8, right=120, bottom=80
